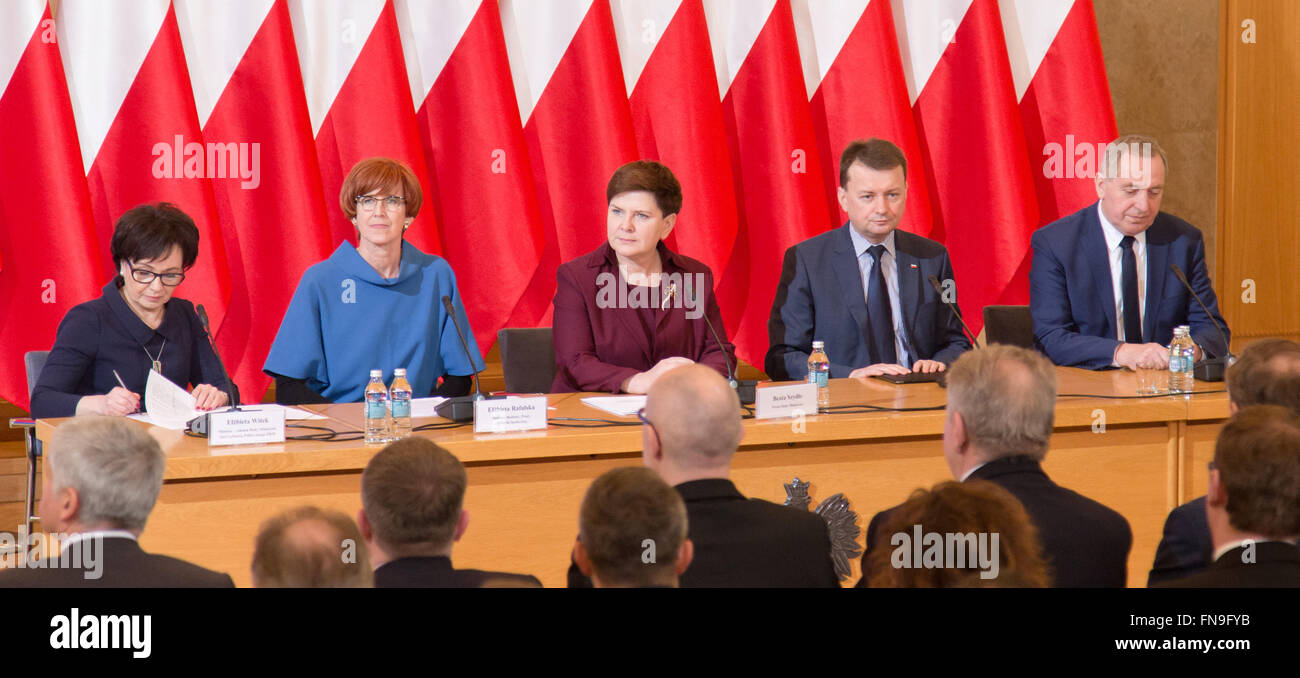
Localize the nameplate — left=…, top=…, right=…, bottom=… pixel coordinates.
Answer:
left=754, top=382, right=818, bottom=420
left=474, top=397, right=548, bottom=433
left=208, top=408, right=286, bottom=446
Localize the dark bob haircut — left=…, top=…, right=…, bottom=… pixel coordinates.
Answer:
left=110, top=202, right=200, bottom=270
left=606, top=160, right=682, bottom=217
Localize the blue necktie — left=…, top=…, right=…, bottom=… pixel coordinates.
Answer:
left=866, top=245, right=897, bottom=365
left=1120, top=235, right=1142, bottom=343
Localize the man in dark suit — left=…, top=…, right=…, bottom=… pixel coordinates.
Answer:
left=358, top=437, right=541, bottom=588
left=1148, top=338, right=1300, bottom=585
left=1029, top=134, right=1229, bottom=370
left=568, top=364, right=839, bottom=587
left=0, top=416, right=233, bottom=588
left=1157, top=405, right=1300, bottom=588
left=767, top=138, right=971, bottom=381
left=573, top=467, right=692, bottom=587
left=856, top=345, right=1132, bottom=587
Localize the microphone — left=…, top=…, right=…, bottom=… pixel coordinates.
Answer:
left=435, top=295, right=502, bottom=422
left=187, top=304, right=241, bottom=436
left=695, top=289, right=755, bottom=404
left=928, top=275, right=981, bottom=350
left=1170, top=264, right=1234, bottom=382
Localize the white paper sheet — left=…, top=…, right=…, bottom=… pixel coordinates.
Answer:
left=580, top=395, right=646, bottom=417
left=410, top=397, right=448, bottom=418
left=144, top=370, right=199, bottom=430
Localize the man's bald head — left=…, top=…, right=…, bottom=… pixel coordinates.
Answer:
left=252, top=505, right=372, bottom=588
left=1226, top=339, right=1300, bottom=413
left=645, top=365, right=743, bottom=469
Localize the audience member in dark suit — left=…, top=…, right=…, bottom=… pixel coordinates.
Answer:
left=252, top=505, right=371, bottom=587
left=0, top=417, right=233, bottom=588
left=573, top=467, right=692, bottom=587
left=552, top=160, right=734, bottom=394
left=1157, top=406, right=1300, bottom=588
left=358, top=437, right=541, bottom=588
left=857, top=345, right=1132, bottom=587
left=863, top=480, right=1049, bottom=587
left=767, top=138, right=971, bottom=381
left=30, top=203, right=236, bottom=418
left=1148, top=338, right=1300, bottom=585
left=1029, top=134, right=1229, bottom=370
left=569, top=364, right=839, bottom=587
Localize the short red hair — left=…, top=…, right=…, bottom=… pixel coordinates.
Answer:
left=340, top=157, right=423, bottom=220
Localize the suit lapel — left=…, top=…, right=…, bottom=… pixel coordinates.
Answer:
left=1081, top=206, right=1118, bottom=340
left=1143, top=221, right=1169, bottom=343
left=831, top=225, right=870, bottom=342
left=893, top=232, right=923, bottom=340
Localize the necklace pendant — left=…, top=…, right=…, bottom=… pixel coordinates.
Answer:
left=152, top=360, right=162, bottom=374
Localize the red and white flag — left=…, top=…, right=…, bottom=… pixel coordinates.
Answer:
left=290, top=0, right=442, bottom=255
left=500, top=0, right=640, bottom=325
left=59, top=0, right=231, bottom=330
left=793, top=0, right=937, bottom=238
left=895, top=0, right=1039, bottom=331
left=176, top=0, right=334, bottom=402
left=612, top=0, right=739, bottom=287
left=396, top=0, right=546, bottom=353
left=703, top=0, right=831, bottom=369
left=1001, top=0, right=1117, bottom=225
left=0, top=0, right=101, bottom=411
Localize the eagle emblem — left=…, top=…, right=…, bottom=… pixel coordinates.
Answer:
left=784, top=477, right=862, bottom=581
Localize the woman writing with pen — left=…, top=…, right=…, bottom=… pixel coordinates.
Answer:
left=29, top=203, right=236, bottom=418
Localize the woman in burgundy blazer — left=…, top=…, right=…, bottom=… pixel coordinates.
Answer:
left=552, top=161, right=735, bottom=393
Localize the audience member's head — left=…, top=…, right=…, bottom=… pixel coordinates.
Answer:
left=39, top=416, right=165, bottom=535
left=866, top=480, right=1050, bottom=588
left=641, top=364, right=743, bottom=485
left=1226, top=339, right=1300, bottom=413
left=942, top=345, right=1058, bottom=478
left=358, top=437, right=469, bottom=566
left=574, top=467, right=692, bottom=588
left=1206, top=405, right=1300, bottom=548
left=252, top=506, right=371, bottom=587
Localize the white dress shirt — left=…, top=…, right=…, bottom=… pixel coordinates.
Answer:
left=849, top=228, right=913, bottom=366
left=1097, top=202, right=1146, bottom=343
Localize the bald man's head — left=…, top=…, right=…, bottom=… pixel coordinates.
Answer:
left=644, top=365, right=743, bottom=470
left=252, top=506, right=372, bottom=588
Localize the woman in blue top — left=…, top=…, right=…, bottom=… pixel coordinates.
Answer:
left=264, top=157, right=483, bottom=404
left=30, top=203, right=235, bottom=418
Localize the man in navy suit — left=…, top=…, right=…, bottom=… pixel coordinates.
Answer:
left=1030, top=134, right=1229, bottom=370
left=767, top=138, right=971, bottom=380
left=1148, top=338, right=1300, bottom=585
left=1156, top=405, right=1300, bottom=588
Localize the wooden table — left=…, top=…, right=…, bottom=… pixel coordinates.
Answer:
left=35, top=368, right=1231, bottom=588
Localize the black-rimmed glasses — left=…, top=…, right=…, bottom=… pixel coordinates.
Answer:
left=636, top=407, right=659, bottom=446
left=127, top=262, right=185, bottom=286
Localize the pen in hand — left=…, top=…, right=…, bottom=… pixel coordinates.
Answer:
left=113, top=370, right=141, bottom=414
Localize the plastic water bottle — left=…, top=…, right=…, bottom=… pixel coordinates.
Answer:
left=807, top=340, right=831, bottom=411
left=364, top=369, right=390, bottom=443
left=389, top=368, right=412, bottom=440
left=1168, top=325, right=1196, bottom=394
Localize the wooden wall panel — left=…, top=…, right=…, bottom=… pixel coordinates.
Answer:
left=1217, top=0, right=1300, bottom=339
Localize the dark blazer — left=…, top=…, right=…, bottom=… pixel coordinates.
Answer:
left=1156, top=541, right=1300, bottom=588
left=1029, top=203, right=1229, bottom=369
left=569, top=478, right=840, bottom=588
left=766, top=225, right=971, bottom=380
left=373, top=556, right=541, bottom=588
left=552, top=242, right=734, bottom=393
left=30, top=278, right=237, bottom=418
left=856, top=456, right=1132, bottom=587
left=1148, top=495, right=1214, bottom=586
left=0, top=536, right=234, bottom=588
